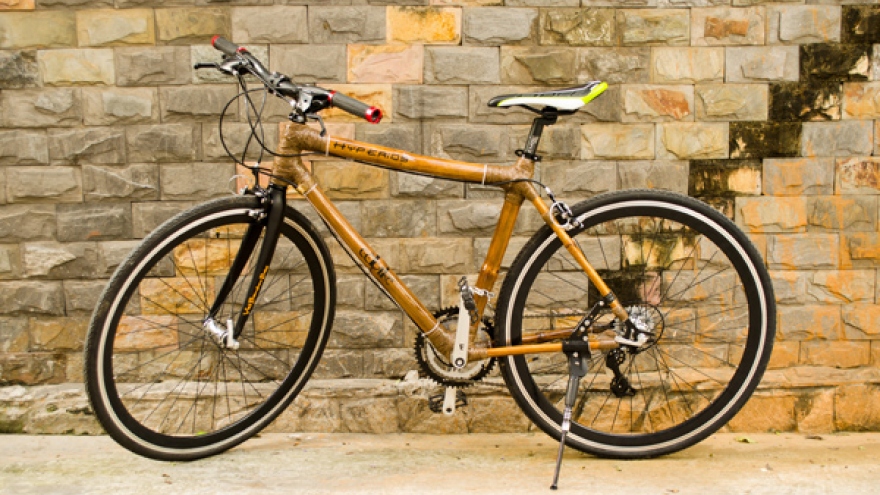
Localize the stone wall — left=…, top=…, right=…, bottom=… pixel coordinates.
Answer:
left=1, top=1, right=880, bottom=435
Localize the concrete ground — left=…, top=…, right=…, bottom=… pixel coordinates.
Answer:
left=0, top=432, right=878, bottom=495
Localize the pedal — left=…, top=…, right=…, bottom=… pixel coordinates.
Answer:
left=428, top=388, right=467, bottom=415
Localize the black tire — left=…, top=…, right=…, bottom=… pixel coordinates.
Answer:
left=497, top=190, right=775, bottom=458
left=85, top=195, right=335, bottom=461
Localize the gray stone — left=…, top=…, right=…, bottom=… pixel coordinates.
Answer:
left=56, top=203, right=132, bottom=242
left=0, top=353, right=66, bottom=385
left=695, top=83, right=768, bottom=122
left=203, top=123, right=279, bottom=161
left=6, top=167, right=82, bottom=204
left=159, top=162, right=236, bottom=200
left=726, top=46, right=800, bottom=83
left=125, top=124, right=199, bottom=163
left=0, top=130, right=48, bottom=165
left=463, top=8, right=538, bottom=46
left=0, top=244, right=21, bottom=280
left=327, top=310, right=403, bottom=349
left=232, top=6, right=308, bottom=43
left=0, top=205, right=55, bottom=242
left=308, top=7, right=385, bottom=44
left=767, top=234, right=839, bottom=270
left=47, top=128, right=126, bottom=165
left=82, top=164, right=159, bottom=202
left=159, top=85, right=238, bottom=123
left=543, top=160, right=617, bottom=197
left=97, top=240, right=141, bottom=275
left=395, top=86, right=468, bottom=120
left=507, top=0, right=577, bottom=6
left=763, top=158, right=834, bottom=196
left=437, top=201, right=502, bottom=236
left=0, top=89, right=82, bottom=128
left=392, top=173, right=462, bottom=198
left=618, top=9, right=690, bottom=46
left=618, top=160, right=689, bottom=193
left=270, top=44, right=346, bottom=83
left=63, top=280, right=107, bottom=313
left=808, top=196, right=877, bottom=232
left=130, top=203, right=192, bottom=238
left=82, top=87, right=157, bottom=125
left=335, top=274, right=365, bottom=309
left=0, top=281, right=64, bottom=316
left=399, top=238, right=473, bottom=273
left=583, top=0, right=656, bottom=5
left=21, top=242, right=99, bottom=279
left=0, top=317, right=28, bottom=352
left=578, top=48, right=650, bottom=84
left=313, top=350, right=364, bottom=379
left=501, top=47, right=577, bottom=85
left=427, top=124, right=507, bottom=162
left=425, top=47, right=500, bottom=85
left=363, top=348, right=416, bottom=379
left=652, top=47, right=725, bottom=84
left=802, top=121, right=874, bottom=157
left=767, top=5, right=842, bottom=44
left=357, top=124, right=423, bottom=155
left=361, top=200, right=435, bottom=237
left=114, top=47, right=191, bottom=86
left=539, top=8, right=616, bottom=46
left=0, top=50, right=40, bottom=89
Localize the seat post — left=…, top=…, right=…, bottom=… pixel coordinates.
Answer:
left=519, top=108, right=559, bottom=162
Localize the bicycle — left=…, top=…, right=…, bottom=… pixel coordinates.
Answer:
left=84, top=36, right=776, bottom=488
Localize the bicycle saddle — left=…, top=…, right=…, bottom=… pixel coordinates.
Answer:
left=487, top=81, right=608, bottom=112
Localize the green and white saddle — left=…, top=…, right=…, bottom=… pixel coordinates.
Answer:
left=487, top=81, right=608, bottom=112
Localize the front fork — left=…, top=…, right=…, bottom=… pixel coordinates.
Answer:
left=204, top=184, right=287, bottom=348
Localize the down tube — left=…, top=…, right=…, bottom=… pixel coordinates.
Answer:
left=301, top=182, right=441, bottom=337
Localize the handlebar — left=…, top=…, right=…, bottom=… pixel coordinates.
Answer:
left=207, top=36, right=382, bottom=124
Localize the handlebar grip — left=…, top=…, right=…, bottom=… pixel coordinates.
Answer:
left=211, top=36, right=240, bottom=56
left=330, top=91, right=383, bottom=124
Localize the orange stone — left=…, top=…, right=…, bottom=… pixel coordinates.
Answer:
left=253, top=311, right=310, bottom=348
left=388, top=7, right=461, bottom=45
left=115, top=315, right=179, bottom=351
left=704, top=17, right=750, bottom=39
left=641, top=89, right=691, bottom=120
left=0, top=0, right=34, bottom=9
left=140, top=277, right=214, bottom=315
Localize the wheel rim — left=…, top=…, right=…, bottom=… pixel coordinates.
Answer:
left=503, top=199, right=770, bottom=453
left=94, top=206, right=331, bottom=452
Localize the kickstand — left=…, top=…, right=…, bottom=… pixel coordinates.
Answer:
left=550, top=349, right=589, bottom=490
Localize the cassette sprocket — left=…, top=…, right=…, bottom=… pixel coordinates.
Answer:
left=414, top=307, right=495, bottom=387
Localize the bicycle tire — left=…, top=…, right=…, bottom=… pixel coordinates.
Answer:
left=497, top=189, right=775, bottom=458
left=85, top=195, right=335, bottom=461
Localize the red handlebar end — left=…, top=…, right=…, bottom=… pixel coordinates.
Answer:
left=365, top=107, right=383, bottom=124
left=211, top=35, right=221, bottom=47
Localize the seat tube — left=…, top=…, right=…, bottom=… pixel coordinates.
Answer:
left=473, top=190, right=524, bottom=319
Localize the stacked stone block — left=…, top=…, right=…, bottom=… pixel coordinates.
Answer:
left=1, top=1, right=879, bottom=435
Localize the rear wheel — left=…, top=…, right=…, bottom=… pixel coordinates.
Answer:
left=497, top=190, right=775, bottom=458
left=85, top=195, right=335, bottom=461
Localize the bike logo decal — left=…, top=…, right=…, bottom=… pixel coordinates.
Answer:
left=242, top=265, right=270, bottom=315
left=359, top=248, right=393, bottom=286
left=332, top=142, right=411, bottom=163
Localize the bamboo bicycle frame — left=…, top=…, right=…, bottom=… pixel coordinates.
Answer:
left=270, top=122, right=623, bottom=361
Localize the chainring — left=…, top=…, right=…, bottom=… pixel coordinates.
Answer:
left=414, top=307, right=496, bottom=387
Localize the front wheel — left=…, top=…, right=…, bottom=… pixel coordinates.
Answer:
left=85, top=195, right=335, bottom=461
left=497, top=190, right=775, bottom=458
